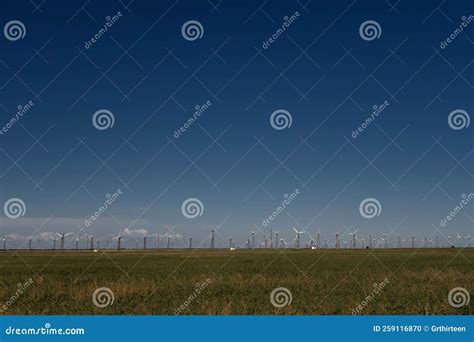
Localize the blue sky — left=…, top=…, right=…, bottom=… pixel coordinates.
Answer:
left=0, top=0, right=473, bottom=248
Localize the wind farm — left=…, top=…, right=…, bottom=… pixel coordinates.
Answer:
left=0, top=227, right=472, bottom=315
left=0, top=227, right=471, bottom=251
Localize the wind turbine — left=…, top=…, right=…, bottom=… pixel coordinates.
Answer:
left=112, top=233, right=122, bottom=250
left=2, top=238, right=6, bottom=251
left=293, top=227, right=306, bottom=249
left=210, top=229, right=215, bottom=249
left=335, top=233, right=340, bottom=249
left=269, top=229, right=273, bottom=249
left=456, top=232, right=462, bottom=247
left=466, top=234, right=472, bottom=247
left=56, top=232, right=73, bottom=250
left=350, top=228, right=359, bottom=248
left=188, top=236, right=192, bottom=249
left=51, top=236, right=57, bottom=250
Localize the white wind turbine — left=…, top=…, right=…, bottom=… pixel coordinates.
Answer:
left=466, top=234, right=472, bottom=247
left=51, top=235, right=57, bottom=250
left=293, top=227, right=306, bottom=249
left=456, top=232, right=462, bottom=247
left=349, top=228, right=359, bottom=248
left=112, top=233, right=122, bottom=250
left=56, top=232, right=74, bottom=250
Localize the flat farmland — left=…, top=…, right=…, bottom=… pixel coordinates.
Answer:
left=0, top=249, right=472, bottom=315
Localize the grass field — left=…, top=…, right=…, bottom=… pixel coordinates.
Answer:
left=0, top=249, right=472, bottom=315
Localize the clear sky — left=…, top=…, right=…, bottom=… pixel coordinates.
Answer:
left=0, top=0, right=473, bottom=249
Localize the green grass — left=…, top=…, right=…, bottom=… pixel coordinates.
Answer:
left=0, top=249, right=472, bottom=315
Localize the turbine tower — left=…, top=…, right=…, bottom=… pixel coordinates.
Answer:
left=335, top=233, right=340, bottom=249
left=188, top=236, right=192, bottom=249
left=210, top=229, right=215, bottom=249
left=369, top=234, right=372, bottom=249
left=350, top=228, right=359, bottom=248
left=275, top=232, right=279, bottom=249
left=2, top=238, right=6, bottom=251
left=411, top=236, right=415, bottom=248
left=251, top=231, right=255, bottom=250
left=293, top=227, right=306, bottom=249
left=57, top=232, right=73, bottom=250
left=143, top=236, right=147, bottom=250
left=229, top=237, right=233, bottom=249
left=167, top=236, right=171, bottom=249
left=112, top=233, right=122, bottom=250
